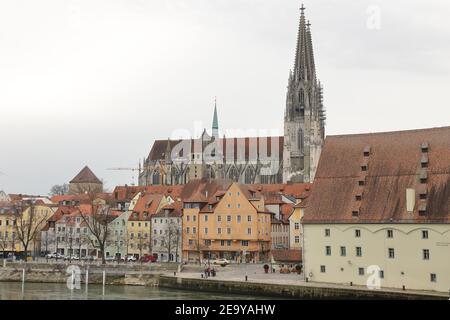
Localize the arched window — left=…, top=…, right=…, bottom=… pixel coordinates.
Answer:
left=245, top=168, right=253, bottom=184
left=298, top=129, right=304, bottom=153
left=299, top=88, right=305, bottom=106
left=152, top=171, right=160, bottom=185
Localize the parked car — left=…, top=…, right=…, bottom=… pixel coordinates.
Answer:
left=46, top=253, right=56, bottom=259
left=212, top=258, right=230, bottom=266
left=127, top=255, right=137, bottom=262
left=139, top=254, right=157, bottom=263
left=105, top=256, right=116, bottom=262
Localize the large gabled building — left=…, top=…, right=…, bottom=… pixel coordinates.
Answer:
left=302, top=126, right=450, bottom=293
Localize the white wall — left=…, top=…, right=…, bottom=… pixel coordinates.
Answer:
left=303, top=223, right=450, bottom=293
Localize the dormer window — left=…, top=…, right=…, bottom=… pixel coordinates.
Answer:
left=418, top=203, right=427, bottom=216
left=420, top=171, right=428, bottom=184
left=358, top=180, right=365, bottom=186
left=363, top=146, right=371, bottom=157
left=421, top=142, right=429, bottom=153
left=355, top=195, right=362, bottom=201
left=420, top=155, right=428, bottom=168
left=361, top=165, right=368, bottom=172
left=352, top=210, right=359, bottom=217
left=419, top=193, right=427, bottom=200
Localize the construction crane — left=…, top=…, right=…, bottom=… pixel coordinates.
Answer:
left=107, top=167, right=142, bottom=186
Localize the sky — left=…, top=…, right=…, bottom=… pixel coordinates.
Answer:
left=1, top=0, right=449, bottom=195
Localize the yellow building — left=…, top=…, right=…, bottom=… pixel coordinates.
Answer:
left=182, top=182, right=271, bottom=263
left=0, top=201, right=54, bottom=258
left=127, top=193, right=167, bottom=259
left=289, top=201, right=306, bottom=250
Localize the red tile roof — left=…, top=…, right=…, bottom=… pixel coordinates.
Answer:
left=271, top=249, right=302, bottom=263
left=303, top=126, right=450, bottom=224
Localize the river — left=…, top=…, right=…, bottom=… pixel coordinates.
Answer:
left=0, top=282, right=269, bottom=300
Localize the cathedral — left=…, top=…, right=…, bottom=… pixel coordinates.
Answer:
left=139, top=6, right=325, bottom=186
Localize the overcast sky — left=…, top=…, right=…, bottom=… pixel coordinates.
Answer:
left=1, top=0, right=449, bottom=195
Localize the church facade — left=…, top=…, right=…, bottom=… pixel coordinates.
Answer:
left=139, top=6, right=325, bottom=186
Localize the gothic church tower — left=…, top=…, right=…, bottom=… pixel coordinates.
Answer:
left=283, top=5, right=325, bottom=183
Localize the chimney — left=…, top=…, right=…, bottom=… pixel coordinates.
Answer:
left=406, top=188, right=415, bottom=213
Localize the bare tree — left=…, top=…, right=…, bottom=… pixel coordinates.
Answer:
left=79, top=195, right=114, bottom=265
left=14, top=201, right=50, bottom=262
left=49, top=184, right=69, bottom=196
left=0, top=233, right=9, bottom=259
left=158, top=219, right=181, bottom=263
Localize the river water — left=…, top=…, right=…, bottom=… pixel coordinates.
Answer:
left=0, top=282, right=267, bottom=300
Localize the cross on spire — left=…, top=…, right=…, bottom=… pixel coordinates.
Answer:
left=306, top=20, right=311, bottom=28
left=300, top=3, right=305, bottom=13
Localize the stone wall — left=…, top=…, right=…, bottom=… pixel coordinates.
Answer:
left=158, top=276, right=447, bottom=300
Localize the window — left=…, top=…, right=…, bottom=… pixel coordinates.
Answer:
left=192, top=227, right=196, bottom=234
left=320, top=265, right=326, bottom=273
left=237, top=204, right=240, bottom=208
left=325, top=246, right=331, bottom=256
left=340, top=246, right=346, bottom=257
left=325, top=229, right=330, bottom=237
left=294, top=223, right=299, bottom=230
left=138, top=222, right=141, bottom=227
left=430, top=273, right=437, bottom=282
left=423, top=249, right=430, bottom=260
left=237, top=215, right=241, bottom=223
left=387, top=229, right=393, bottom=238
left=227, top=204, right=231, bottom=208
left=295, top=236, right=300, bottom=243
left=186, top=215, right=190, bottom=222
left=247, top=215, right=252, bottom=222
left=247, top=228, right=252, bottom=235
left=204, top=240, right=211, bottom=246
left=422, top=230, right=428, bottom=239
left=186, top=227, right=190, bottom=234
left=217, top=215, right=222, bottom=222
left=204, top=215, right=208, bottom=222
left=356, top=247, right=362, bottom=257
left=358, top=268, right=365, bottom=276
left=130, top=233, right=134, bottom=239
left=188, top=239, right=193, bottom=245
left=204, top=228, right=208, bottom=234
left=227, top=215, right=231, bottom=222
left=355, top=229, right=361, bottom=238
left=388, top=248, right=395, bottom=259
left=193, top=215, right=196, bottom=222
left=379, top=270, right=384, bottom=279
left=227, top=240, right=231, bottom=246
left=241, top=240, right=249, bottom=246
left=220, top=240, right=225, bottom=246
left=217, top=228, right=221, bottom=234
left=227, top=228, right=231, bottom=234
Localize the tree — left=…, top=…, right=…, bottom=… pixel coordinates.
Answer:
left=49, top=184, right=69, bottom=196
left=14, top=200, right=51, bottom=262
left=158, top=219, right=181, bottom=263
left=0, top=233, right=9, bottom=259
left=79, top=194, right=114, bottom=265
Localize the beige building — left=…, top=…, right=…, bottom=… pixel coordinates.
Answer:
left=302, top=126, right=450, bottom=293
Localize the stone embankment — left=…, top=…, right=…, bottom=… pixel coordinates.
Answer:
left=158, top=275, right=448, bottom=300
left=0, top=261, right=178, bottom=286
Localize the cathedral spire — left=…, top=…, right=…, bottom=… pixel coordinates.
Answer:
left=294, top=4, right=316, bottom=82
left=212, top=96, right=219, bottom=139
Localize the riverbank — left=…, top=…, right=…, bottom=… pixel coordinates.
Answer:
left=1, top=262, right=448, bottom=299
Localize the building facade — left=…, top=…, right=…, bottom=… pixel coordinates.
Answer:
left=302, top=126, right=450, bottom=293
